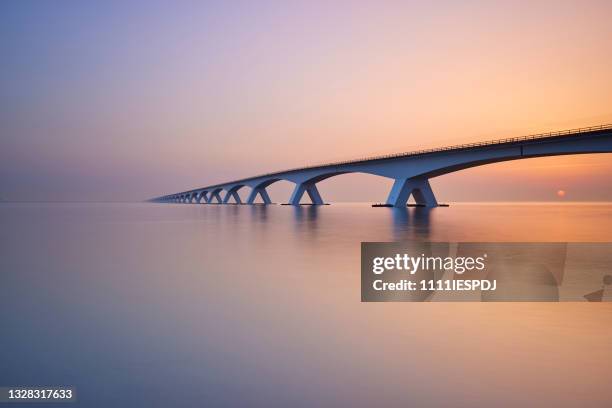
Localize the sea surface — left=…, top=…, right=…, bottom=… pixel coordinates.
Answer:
left=1, top=202, right=611, bottom=407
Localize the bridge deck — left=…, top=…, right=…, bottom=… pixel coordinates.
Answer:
left=160, top=123, right=612, bottom=197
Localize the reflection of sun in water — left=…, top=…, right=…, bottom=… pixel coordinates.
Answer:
left=556, top=189, right=566, bottom=198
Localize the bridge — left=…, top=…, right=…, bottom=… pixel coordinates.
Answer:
left=151, top=124, right=612, bottom=207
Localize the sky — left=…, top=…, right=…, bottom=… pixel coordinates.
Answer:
left=1, top=0, right=611, bottom=202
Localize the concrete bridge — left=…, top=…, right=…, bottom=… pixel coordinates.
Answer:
left=151, top=124, right=612, bottom=207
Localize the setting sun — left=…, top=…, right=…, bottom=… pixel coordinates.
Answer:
left=557, top=189, right=566, bottom=198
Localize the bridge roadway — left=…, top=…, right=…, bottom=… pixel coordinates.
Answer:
left=151, top=124, right=612, bottom=207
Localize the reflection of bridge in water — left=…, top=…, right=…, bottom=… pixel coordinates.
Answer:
left=152, top=124, right=612, bottom=207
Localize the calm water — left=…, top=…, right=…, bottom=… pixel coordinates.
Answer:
left=1, top=202, right=611, bottom=407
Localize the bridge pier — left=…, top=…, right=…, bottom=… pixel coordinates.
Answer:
left=247, top=187, right=272, bottom=204
left=289, top=182, right=324, bottom=205
left=197, top=191, right=208, bottom=204
left=386, top=177, right=438, bottom=207
left=210, top=189, right=223, bottom=204
left=223, top=190, right=242, bottom=204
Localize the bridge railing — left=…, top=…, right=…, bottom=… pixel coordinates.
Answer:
left=161, top=123, right=612, bottom=197
left=306, top=123, right=612, bottom=167
left=252, top=123, right=612, bottom=177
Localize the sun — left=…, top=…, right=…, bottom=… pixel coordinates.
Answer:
left=556, top=189, right=566, bottom=198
